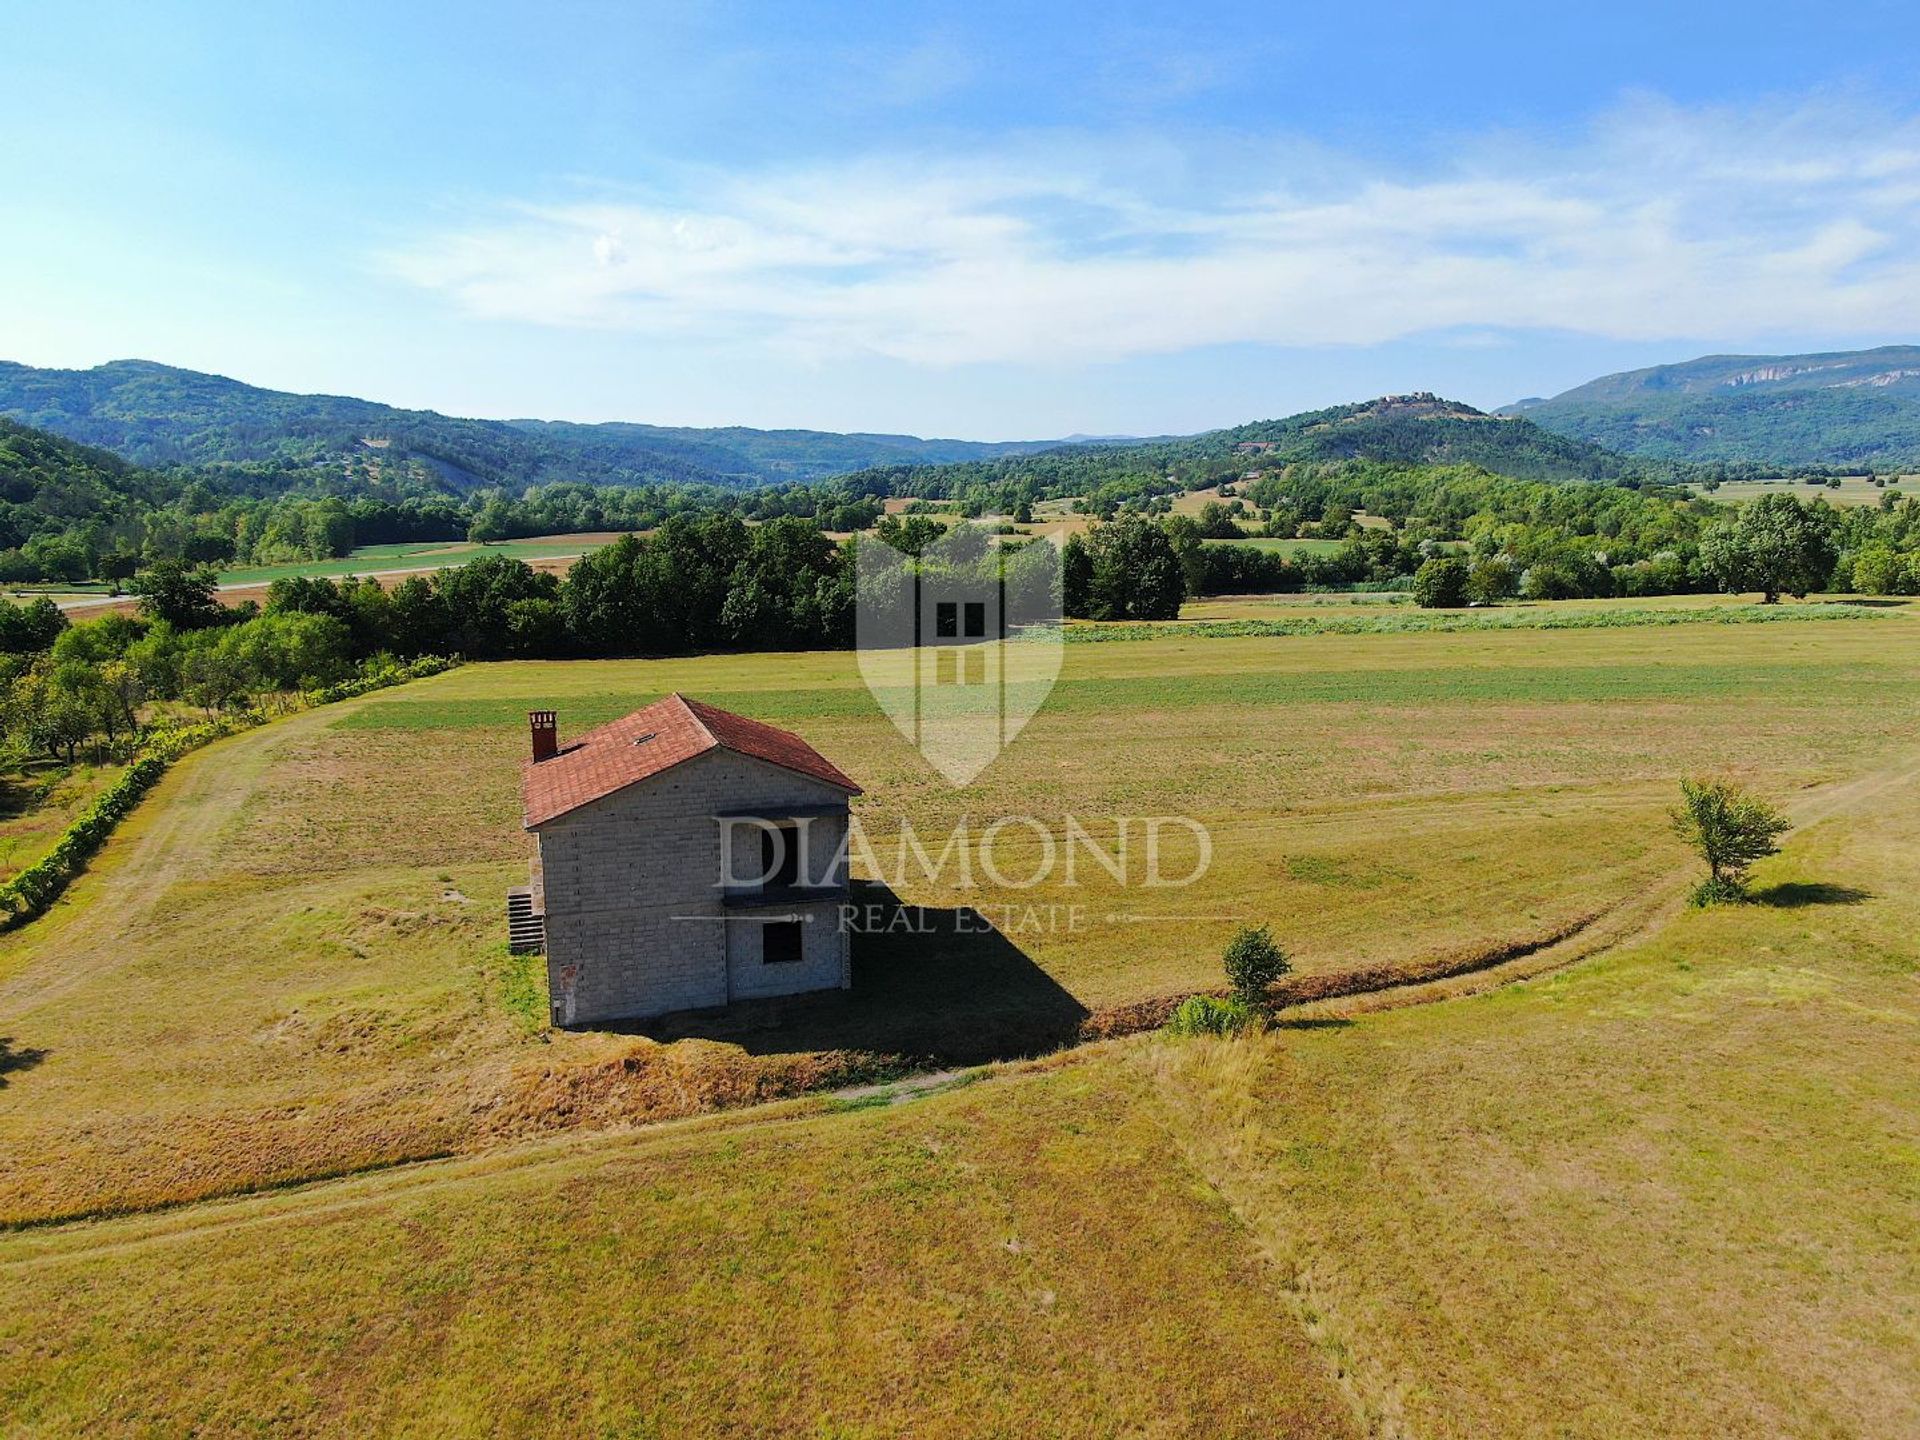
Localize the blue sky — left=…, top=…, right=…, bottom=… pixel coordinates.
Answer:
left=5, top=1, right=1920, bottom=437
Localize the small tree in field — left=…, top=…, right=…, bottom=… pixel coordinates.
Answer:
left=1670, top=778, right=1791, bottom=905
left=1223, top=924, right=1291, bottom=1007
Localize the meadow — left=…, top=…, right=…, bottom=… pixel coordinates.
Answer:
left=213, top=533, right=625, bottom=587
left=1714, top=473, right=1910, bottom=506
left=9, top=535, right=630, bottom=617
left=1206, top=534, right=1346, bottom=555
left=0, top=598, right=1915, bottom=1433
left=1, top=601, right=1917, bottom=1228
left=1, top=675, right=1915, bottom=1434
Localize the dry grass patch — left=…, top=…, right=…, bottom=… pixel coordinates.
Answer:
left=0, top=620, right=1916, bottom=1222
left=1139, top=771, right=1920, bottom=1438
left=0, top=1063, right=1359, bottom=1439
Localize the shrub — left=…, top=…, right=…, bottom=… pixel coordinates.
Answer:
left=1164, top=995, right=1260, bottom=1038
left=1466, top=557, right=1517, bottom=605
left=306, top=653, right=457, bottom=705
left=1849, top=544, right=1920, bottom=597
left=1412, top=556, right=1470, bottom=608
left=1688, top=875, right=1749, bottom=908
left=1222, top=923, right=1292, bottom=1006
left=1669, top=777, right=1791, bottom=904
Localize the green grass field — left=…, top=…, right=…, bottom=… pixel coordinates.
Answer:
left=214, top=534, right=623, bottom=587
left=0, top=604, right=1916, bottom=1433
left=1714, top=474, right=1910, bottom=507
left=1206, top=534, right=1344, bottom=554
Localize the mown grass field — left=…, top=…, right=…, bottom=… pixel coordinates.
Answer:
left=0, top=603, right=1916, bottom=1232
left=1, top=727, right=1916, bottom=1435
left=0, top=1065, right=1361, bottom=1438
left=1175, top=587, right=1902, bottom=622
left=1207, top=534, right=1344, bottom=554
left=214, top=533, right=627, bottom=587
left=1138, top=761, right=1920, bottom=1437
left=1715, top=473, right=1910, bottom=507
left=11, top=535, right=631, bottom=617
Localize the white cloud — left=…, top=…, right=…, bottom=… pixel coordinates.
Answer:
left=379, top=95, right=1920, bottom=366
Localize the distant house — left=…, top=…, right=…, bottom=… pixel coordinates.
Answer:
left=513, top=694, right=862, bottom=1027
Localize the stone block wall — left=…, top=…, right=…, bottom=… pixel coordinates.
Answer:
left=536, top=749, right=852, bottom=1025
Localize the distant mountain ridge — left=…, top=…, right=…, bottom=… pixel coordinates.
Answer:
left=0, top=358, right=1672, bottom=519
left=1502, top=346, right=1920, bottom=467
left=0, top=359, right=1086, bottom=491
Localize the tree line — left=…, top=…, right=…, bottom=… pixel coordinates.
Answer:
left=5, top=461, right=1912, bottom=764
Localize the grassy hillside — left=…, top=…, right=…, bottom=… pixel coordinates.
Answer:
left=0, top=607, right=1915, bottom=1433
left=1507, top=345, right=1920, bottom=467
left=0, top=359, right=1079, bottom=491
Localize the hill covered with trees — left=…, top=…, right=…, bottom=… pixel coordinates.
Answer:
left=1213, top=394, right=1653, bottom=482
left=844, top=393, right=1691, bottom=519
left=1504, top=346, right=1920, bottom=468
left=0, top=406, right=899, bottom=582
left=0, top=371, right=1700, bottom=584
left=0, top=359, right=1083, bottom=492
left=0, top=419, right=186, bottom=580
left=15, top=376, right=1880, bottom=597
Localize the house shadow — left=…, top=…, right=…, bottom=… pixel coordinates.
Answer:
left=1752, top=881, right=1873, bottom=909
left=0, top=1037, right=48, bottom=1089
left=630, top=882, right=1090, bottom=1064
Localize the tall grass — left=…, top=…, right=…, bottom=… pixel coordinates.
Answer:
left=1067, top=602, right=1891, bottom=643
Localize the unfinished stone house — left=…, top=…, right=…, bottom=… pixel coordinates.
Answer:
left=512, top=693, right=862, bottom=1027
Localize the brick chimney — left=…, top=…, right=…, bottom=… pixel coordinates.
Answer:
left=529, top=710, right=558, bottom=763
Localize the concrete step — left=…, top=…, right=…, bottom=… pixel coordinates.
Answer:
left=508, top=912, right=546, bottom=955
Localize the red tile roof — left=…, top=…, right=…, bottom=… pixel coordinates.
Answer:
left=521, top=693, right=861, bottom=830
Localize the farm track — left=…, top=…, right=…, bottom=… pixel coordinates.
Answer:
left=3, top=721, right=1917, bottom=1263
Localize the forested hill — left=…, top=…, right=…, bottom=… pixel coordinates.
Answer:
left=0, top=359, right=1080, bottom=492
left=0, top=418, right=179, bottom=539
left=1211, top=394, right=1648, bottom=482
left=846, top=393, right=1670, bottom=512
left=1502, top=346, right=1920, bottom=467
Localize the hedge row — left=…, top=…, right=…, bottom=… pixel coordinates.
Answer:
left=0, top=655, right=459, bottom=928
left=0, top=741, right=224, bottom=923
left=308, top=654, right=459, bottom=705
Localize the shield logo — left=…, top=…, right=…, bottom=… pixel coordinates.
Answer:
left=856, top=519, right=1064, bottom=786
